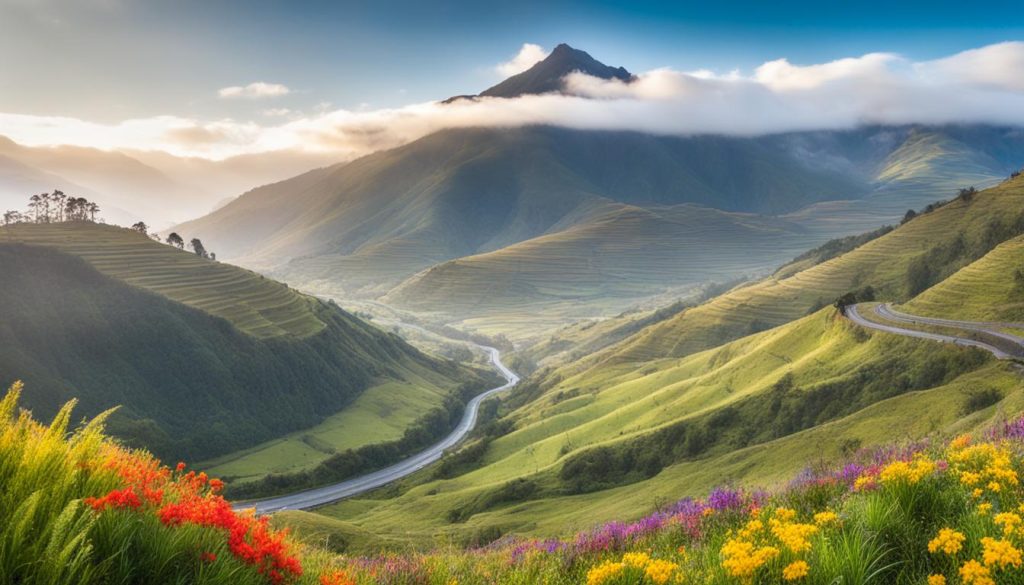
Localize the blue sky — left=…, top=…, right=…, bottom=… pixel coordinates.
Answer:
left=2, top=0, right=1022, bottom=121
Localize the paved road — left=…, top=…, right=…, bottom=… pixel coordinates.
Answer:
left=846, top=303, right=1024, bottom=360
left=234, top=342, right=519, bottom=514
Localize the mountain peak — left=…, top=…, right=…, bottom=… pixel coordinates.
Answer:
left=444, top=44, right=633, bottom=103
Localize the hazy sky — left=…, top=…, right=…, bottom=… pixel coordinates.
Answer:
left=2, top=0, right=1023, bottom=159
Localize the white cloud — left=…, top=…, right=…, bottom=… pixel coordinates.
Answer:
left=261, top=108, right=292, bottom=117
left=496, top=43, right=549, bottom=77
left=3, top=42, right=1024, bottom=161
left=217, top=82, right=291, bottom=99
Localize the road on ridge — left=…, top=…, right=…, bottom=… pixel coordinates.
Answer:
left=234, top=341, right=519, bottom=514
left=846, top=303, right=1024, bottom=361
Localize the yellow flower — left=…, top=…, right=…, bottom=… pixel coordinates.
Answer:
left=702, top=508, right=714, bottom=517
left=961, top=471, right=981, bottom=486
left=978, top=503, right=993, bottom=515
left=960, top=559, right=995, bottom=585
left=879, top=457, right=936, bottom=485
left=813, top=511, right=839, bottom=526
left=774, top=508, right=797, bottom=522
left=644, top=559, right=679, bottom=585
left=981, top=537, right=1023, bottom=568
left=586, top=561, right=624, bottom=585
left=720, top=538, right=779, bottom=578
left=927, top=575, right=946, bottom=585
left=928, top=528, right=966, bottom=555
left=950, top=434, right=972, bottom=450
left=782, top=560, right=809, bottom=581
left=771, top=520, right=818, bottom=553
left=988, top=481, right=1002, bottom=493
left=972, top=488, right=984, bottom=498
left=995, top=512, right=1023, bottom=537
left=853, top=474, right=876, bottom=491
left=622, top=552, right=651, bottom=568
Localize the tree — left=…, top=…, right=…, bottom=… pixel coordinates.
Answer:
left=28, top=194, right=41, bottom=223
left=958, top=186, right=977, bottom=202
left=210, top=252, right=216, bottom=261
left=166, top=232, right=184, bottom=249
left=131, top=221, right=149, bottom=234
left=3, top=210, right=22, bottom=226
left=51, top=190, right=66, bottom=222
left=901, top=209, right=917, bottom=225
left=189, top=238, right=208, bottom=258
left=86, top=202, right=100, bottom=222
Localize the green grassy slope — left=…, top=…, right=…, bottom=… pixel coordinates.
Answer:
left=903, top=234, right=1024, bottom=322
left=313, top=307, right=1011, bottom=542
left=0, top=224, right=481, bottom=464
left=383, top=203, right=811, bottom=318
left=589, top=174, right=1024, bottom=365
left=1, top=222, right=324, bottom=338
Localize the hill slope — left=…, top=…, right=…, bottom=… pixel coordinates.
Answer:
left=588, top=173, right=1024, bottom=365
left=383, top=202, right=811, bottom=318
left=0, top=223, right=482, bottom=462
left=175, top=125, right=867, bottom=296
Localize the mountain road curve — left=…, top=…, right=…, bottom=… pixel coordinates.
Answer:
left=846, top=303, right=1024, bottom=361
left=233, top=341, right=519, bottom=514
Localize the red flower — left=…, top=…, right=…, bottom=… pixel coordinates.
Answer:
left=201, top=552, right=217, bottom=563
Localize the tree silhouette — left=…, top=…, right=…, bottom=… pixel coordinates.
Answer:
left=189, top=238, right=208, bottom=258
left=131, top=221, right=149, bottom=234
left=167, top=232, right=184, bottom=249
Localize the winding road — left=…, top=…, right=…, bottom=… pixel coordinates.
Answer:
left=846, top=303, right=1024, bottom=360
left=235, top=342, right=519, bottom=514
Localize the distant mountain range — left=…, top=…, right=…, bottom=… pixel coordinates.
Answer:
left=0, top=136, right=335, bottom=229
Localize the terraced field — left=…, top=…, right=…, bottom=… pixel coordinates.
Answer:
left=904, top=235, right=1024, bottom=322
left=593, top=175, right=1024, bottom=364
left=0, top=222, right=324, bottom=338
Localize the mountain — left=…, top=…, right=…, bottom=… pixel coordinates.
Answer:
left=0, top=222, right=485, bottom=462
left=0, top=137, right=335, bottom=229
left=444, top=43, right=633, bottom=103
left=174, top=126, right=867, bottom=296
left=481, top=43, right=633, bottom=98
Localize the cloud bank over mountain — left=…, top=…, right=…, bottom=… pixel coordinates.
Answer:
left=3, top=42, right=1024, bottom=160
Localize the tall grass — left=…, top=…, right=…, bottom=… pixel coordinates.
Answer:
left=0, top=382, right=338, bottom=585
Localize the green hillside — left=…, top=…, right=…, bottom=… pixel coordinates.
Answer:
left=314, top=307, right=1016, bottom=542
left=0, top=223, right=483, bottom=465
left=293, top=175, right=1024, bottom=545
left=586, top=173, right=1024, bottom=365
left=383, top=203, right=811, bottom=323
left=1, top=222, right=324, bottom=338
left=904, top=234, right=1024, bottom=322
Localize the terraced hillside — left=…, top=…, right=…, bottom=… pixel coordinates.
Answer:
left=588, top=173, right=1024, bottom=364
left=383, top=203, right=811, bottom=318
left=1, top=222, right=324, bottom=338
left=904, top=234, right=1024, bottom=322
left=0, top=222, right=485, bottom=465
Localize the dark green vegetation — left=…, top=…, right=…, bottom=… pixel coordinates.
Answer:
left=0, top=223, right=484, bottom=463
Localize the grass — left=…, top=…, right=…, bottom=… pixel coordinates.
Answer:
left=586, top=174, right=1024, bottom=366
left=905, top=235, right=1024, bottom=323
left=200, top=379, right=450, bottom=483
left=0, top=222, right=324, bottom=338
left=309, top=308, right=1013, bottom=543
